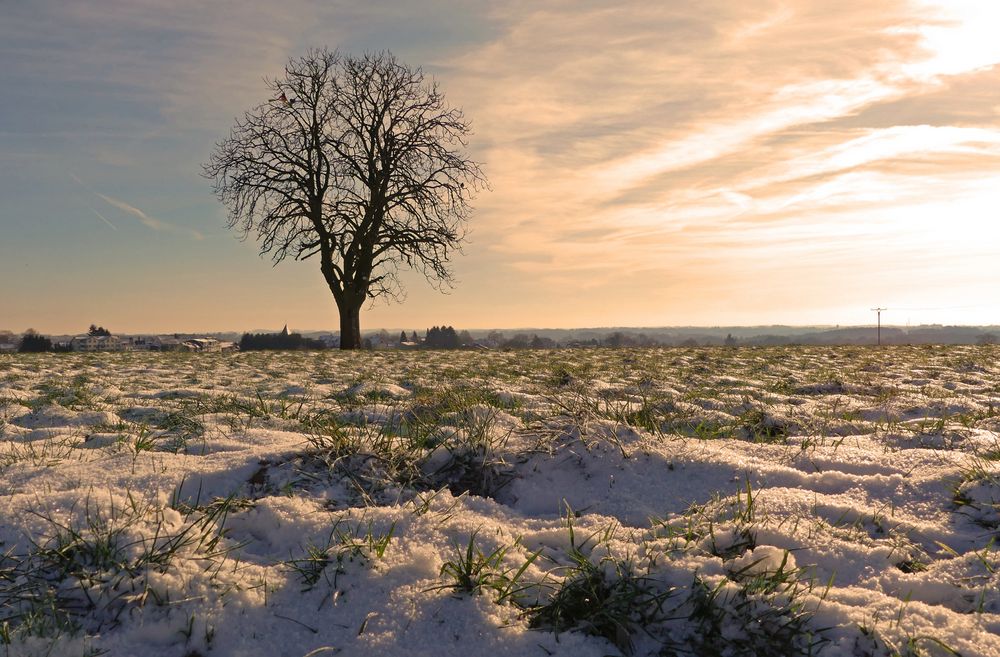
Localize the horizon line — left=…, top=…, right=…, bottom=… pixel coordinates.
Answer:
left=6, top=322, right=1000, bottom=337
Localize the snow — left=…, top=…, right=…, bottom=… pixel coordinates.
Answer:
left=0, top=346, right=998, bottom=656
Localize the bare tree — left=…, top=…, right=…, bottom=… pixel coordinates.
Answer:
left=205, top=49, right=486, bottom=349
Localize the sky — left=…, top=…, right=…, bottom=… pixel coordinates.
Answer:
left=1, top=0, right=999, bottom=335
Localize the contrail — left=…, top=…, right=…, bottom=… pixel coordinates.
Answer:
left=96, top=192, right=204, bottom=240
left=72, top=172, right=201, bottom=237
left=89, top=207, right=118, bottom=230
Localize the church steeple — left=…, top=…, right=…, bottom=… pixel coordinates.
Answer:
left=281, top=324, right=289, bottom=337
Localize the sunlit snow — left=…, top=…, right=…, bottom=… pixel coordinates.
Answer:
left=0, top=347, right=997, bottom=656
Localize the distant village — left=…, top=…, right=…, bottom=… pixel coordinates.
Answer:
left=1, top=324, right=562, bottom=353
left=0, top=327, right=243, bottom=354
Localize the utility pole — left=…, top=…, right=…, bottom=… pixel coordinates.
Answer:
left=871, top=307, right=887, bottom=345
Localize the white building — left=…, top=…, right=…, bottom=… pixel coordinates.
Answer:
left=70, top=335, right=127, bottom=352
left=181, top=338, right=221, bottom=352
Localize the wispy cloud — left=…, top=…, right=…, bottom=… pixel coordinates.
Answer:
left=96, top=192, right=203, bottom=240
left=453, top=1, right=1000, bottom=281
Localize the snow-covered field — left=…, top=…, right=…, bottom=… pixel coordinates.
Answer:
left=1, top=347, right=998, bottom=657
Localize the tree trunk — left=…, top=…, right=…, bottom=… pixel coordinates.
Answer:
left=338, top=301, right=363, bottom=350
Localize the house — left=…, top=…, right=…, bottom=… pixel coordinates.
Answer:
left=0, top=331, right=17, bottom=352
left=187, top=338, right=237, bottom=353
left=368, top=333, right=399, bottom=349
left=70, top=335, right=96, bottom=351
left=124, top=336, right=163, bottom=351
left=154, top=337, right=183, bottom=351
left=181, top=338, right=221, bottom=352
left=70, top=335, right=125, bottom=352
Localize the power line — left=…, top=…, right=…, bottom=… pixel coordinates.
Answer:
left=887, top=304, right=995, bottom=312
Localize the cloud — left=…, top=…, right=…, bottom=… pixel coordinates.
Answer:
left=445, top=0, right=1000, bottom=298
left=96, top=193, right=203, bottom=240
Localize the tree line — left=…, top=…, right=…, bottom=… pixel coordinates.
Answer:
left=239, top=330, right=326, bottom=351
left=423, top=326, right=461, bottom=348
left=8, top=325, right=997, bottom=353
left=17, top=331, right=53, bottom=353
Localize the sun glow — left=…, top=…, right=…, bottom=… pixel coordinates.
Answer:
left=905, top=0, right=1000, bottom=78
